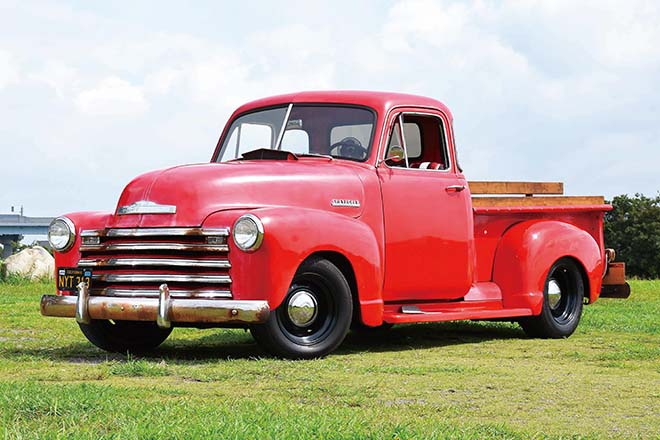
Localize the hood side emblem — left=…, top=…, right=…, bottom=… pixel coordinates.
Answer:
left=118, top=200, right=177, bottom=215
left=331, top=199, right=360, bottom=208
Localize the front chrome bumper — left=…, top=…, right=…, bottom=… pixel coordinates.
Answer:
left=41, top=283, right=270, bottom=328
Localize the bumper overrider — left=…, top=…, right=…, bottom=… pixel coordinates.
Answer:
left=40, top=283, right=270, bottom=328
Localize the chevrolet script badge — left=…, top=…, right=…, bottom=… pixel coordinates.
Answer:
left=331, top=199, right=360, bottom=208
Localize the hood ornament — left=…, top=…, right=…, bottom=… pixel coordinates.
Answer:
left=118, top=200, right=177, bottom=215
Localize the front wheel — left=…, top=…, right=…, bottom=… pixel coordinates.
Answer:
left=78, top=320, right=172, bottom=353
left=519, top=257, right=584, bottom=338
left=250, top=258, right=353, bottom=359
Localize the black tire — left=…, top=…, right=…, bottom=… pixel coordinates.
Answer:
left=78, top=320, right=172, bottom=353
left=519, top=257, right=584, bottom=338
left=250, top=257, right=353, bottom=359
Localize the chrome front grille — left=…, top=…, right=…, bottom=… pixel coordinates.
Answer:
left=78, top=227, right=231, bottom=299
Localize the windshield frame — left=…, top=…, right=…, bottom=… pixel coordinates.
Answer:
left=213, top=103, right=378, bottom=163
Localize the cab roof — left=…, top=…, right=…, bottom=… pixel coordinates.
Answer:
left=231, top=90, right=453, bottom=122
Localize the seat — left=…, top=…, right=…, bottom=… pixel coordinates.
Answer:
left=410, top=161, right=444, bottom=170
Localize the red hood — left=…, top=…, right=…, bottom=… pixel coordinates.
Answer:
left=107, top=160, right=366, bottom=228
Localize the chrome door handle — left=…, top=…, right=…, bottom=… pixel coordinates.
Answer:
left=445, top=185, right=466, bottom=193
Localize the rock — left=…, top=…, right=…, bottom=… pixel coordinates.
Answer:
left=5, top=246, right=55, bottom=280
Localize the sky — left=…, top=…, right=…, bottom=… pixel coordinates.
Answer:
left=1, top=0, right=659, bottom=220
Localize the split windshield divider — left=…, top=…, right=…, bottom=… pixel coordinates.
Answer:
left=274, top=103, right=293, bottom=151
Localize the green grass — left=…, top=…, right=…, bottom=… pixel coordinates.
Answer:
left=0, top=280, right=658, bottom=439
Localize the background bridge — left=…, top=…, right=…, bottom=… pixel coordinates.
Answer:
left=0, top=214, right=53, bottom=258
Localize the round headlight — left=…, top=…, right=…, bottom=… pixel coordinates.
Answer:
left=232, top=214, right=264, bottom=252
left=48, top=217, right=76, bottom=252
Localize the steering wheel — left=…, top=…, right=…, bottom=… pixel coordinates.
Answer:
left=329, top=137, right=368, bottom=160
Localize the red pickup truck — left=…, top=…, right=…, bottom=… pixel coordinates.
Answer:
left=41, top=91, right=629, bottom=359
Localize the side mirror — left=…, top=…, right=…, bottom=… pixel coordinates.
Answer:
left=380, top=145, right=405, bottom=165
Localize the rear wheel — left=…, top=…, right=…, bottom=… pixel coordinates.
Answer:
left=250, top=257, right=352, bottom=359
left=78, top=320, right=172, bottom=353
left=519, top=258, right=584, bottom=338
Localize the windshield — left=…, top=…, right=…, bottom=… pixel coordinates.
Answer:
left=216, top=105, right=376, bottom=162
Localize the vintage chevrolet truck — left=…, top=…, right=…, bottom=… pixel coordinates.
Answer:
left=41, top=91, right=629, bottom=359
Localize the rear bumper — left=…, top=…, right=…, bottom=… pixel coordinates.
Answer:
left=40, top=283, right=270, bottom=328
left=600, top=261, right=631, bottom=299
left=600, top=283, right=631, bottom=298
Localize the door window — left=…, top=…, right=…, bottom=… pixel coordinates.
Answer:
left=384, top=113, right=451, bottom=171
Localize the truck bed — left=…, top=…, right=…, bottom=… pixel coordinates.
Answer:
left=469, top=181, right=611, bottom=283
left=469, top=181, right=605, bottom=208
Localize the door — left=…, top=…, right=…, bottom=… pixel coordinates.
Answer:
left=377, top=110, right=473, bottom=302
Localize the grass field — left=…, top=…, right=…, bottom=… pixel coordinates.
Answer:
left=0, top=280, right=658, bottom=439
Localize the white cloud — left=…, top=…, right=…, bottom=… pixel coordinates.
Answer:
left=0, top=49, right=20, bottom=89
left=144, top=68, right=183, bottom=94
left=1, top=0, right=660, bottom=217
left=28, top=61, right=80, bottom=99
left=75, top=77, right=149, bottom=116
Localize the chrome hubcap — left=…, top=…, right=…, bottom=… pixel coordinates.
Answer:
left=548, top=279, right=562, bottom=310
left=287, top=290, right=318, bottom=327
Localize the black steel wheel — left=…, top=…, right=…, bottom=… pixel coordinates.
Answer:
left=519, top=257, right=585, bottom=338
left=250, top=257, right=352, bottom=359
left=78, top=320, right=172, bottom=353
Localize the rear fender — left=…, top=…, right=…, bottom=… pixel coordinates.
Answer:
left=492, top=220, right=603, bottom=314
left=203, top=207, right=384, bottom=326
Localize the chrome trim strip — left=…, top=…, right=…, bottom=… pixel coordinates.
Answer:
left=81, top=228, right=230, bottom=237
left=376, top=108, right=454, bottom=174
left=80, top=230, right=103, bottom=237
left=274, top=103, right=293, bottom=150
left=41, top=295, right=270, bottom=325
left=90, top=288, right=232, bottom=299
left=398, top=114, right=410, bottom=168
left=79, top=257, right=231, bottom=269
left=107, top=228, right=229, bottom=237
left=80, top=242, right=229, bottom=252
left=91, top=273, right=232, bottom=284
left=118, top=200, right=177, bottom=215
left=401, top=305, right=425, bottom=314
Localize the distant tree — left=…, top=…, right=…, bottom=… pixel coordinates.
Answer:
left=604, top=194, right=660, bottom=279
left=9, top=236, right=27, bottom=254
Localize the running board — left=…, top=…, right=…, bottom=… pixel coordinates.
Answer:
left=385, top=306, right=533, bottom=324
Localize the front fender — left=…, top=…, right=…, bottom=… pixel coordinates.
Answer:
left=203, top=207, right=384, bottom=325
left=492, top=220, right=603, bottom=314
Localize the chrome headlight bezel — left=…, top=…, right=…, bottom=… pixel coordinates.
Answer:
left=48, top=217, right=76, bottom=252
left=232, top=214, right=264, bottom=252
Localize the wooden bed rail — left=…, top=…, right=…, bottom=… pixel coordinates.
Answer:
left=468, top=181, right=606, bottom=207
left=468, top=181, right=564, bottom=195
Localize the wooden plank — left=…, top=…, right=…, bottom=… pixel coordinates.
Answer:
left=471, top=195, right=605, bottom=207
left=468, top=181, right=564, bottom=195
